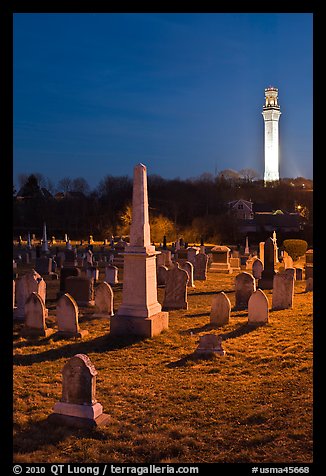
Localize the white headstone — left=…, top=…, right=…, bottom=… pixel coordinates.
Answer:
left=56, top=293, right=88, bottom=338
left=272, top=269, right=295, bottom=310
left=93, top=282, right=114, bottom=317
left=22, top=292, right=54, bottom=337
left=248, top=289, right=269, bottom=325
left=13, top=270, right=47, bottom=321
left=181, top=261, right=195, bottom=287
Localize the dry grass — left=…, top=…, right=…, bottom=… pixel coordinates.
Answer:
left=13, top=261, right=313, bottom=464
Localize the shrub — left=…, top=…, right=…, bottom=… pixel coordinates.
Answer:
left=282, top=239, right=308, bottom=261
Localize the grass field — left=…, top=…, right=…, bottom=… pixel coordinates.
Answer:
left=13, top=259, right=313, bottom=464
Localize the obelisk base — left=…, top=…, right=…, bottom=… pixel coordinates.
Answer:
left=110, top=312, right=169, bottom=338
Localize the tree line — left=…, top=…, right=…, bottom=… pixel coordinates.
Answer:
left=13, top=170, right=313, bottom=245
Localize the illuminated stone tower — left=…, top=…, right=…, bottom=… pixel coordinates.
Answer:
left=262, top=87, right=281, bottom=183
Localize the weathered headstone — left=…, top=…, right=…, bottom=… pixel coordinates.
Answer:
left=21, top=292, right=55, bottom=337
left=65, top=276, right=95, bottom=307
left=56, top=293, right=88, bottom=338
left=181, top=261, right=195, bottom=287
left=248, top=289, right=269, bottom=325
left=235, top=272, right=256, bottom=310
left=210, top=292, right=231, bottom=326
left=92, top=282, right=114, bottom=317
left=13, top=270, right=47, bottom=321
left=295, top=268, right=303, bottom=280
left=305, top=277, right=313, bottom=292
left=105, top=264, right=119, bottom=285
left=229, top=257, right=241, bottom=272
left=195, top=334, right=226, bottom=357
left=86, top=266, right=99, bottom=282
left=48, top=354, right=109, bottom=427
left=157, top=265, right=168, bottom=286
left=110, top=164, right=168, bottom=337
left=162, top=262, right=188, bottom=311
left=258, top=238, right=275, bottom=289
left=272, top=269, right=295, bottom=310
left=252, top=258, right=264, bottom=279
left=283, top=251, right=294, bottom=269
left=187, top=247, right=199, bottom=266
left=194, top=253, right=209, bottom=280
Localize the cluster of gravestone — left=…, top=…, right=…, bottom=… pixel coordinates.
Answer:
left=13, top=163, right=313, bottom=430
left=13, top=268, right=115, bottom=339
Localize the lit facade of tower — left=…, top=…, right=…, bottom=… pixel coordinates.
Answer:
left=262, top=87, right=281, bottom=182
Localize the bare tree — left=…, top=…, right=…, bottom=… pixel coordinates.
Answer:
left=57, top=177, right=73, bottom=193
left=239, top=168, right=260, bottom=182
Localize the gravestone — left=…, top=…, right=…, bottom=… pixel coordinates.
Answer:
left=86, top=266, right=99, bottom=282
left=187, top=247, right=199, bottom=266
left=283, top=252, right=294, bottom=269
left=259, top=241, right=265, bottom=265
left=13, top=280, right=16, bottom=310
left=248, top=289, right=269, bottom=325
left=93, top=282, right=114, bottom=317
left=162, top=262, right=188, bottom=311
left=305, top=277, right=313, bottom=292
left=41, top=223, right=49, bottom=253
left=59, top=266, right=81, bottom=295
left=229, top=257, right=241, bottom=272
left=210, top=292, right=231, bottom=326
left=295, top=268, right=303, bottom=281
left=258, top=238, right=275, bottom=289
left=209, top=246, right=231, bottom=273
left=13, top=270, right=47, bottom=321
left=56, top=293, right=88, bottom=338
left=110, top=164, right=168, bottom=337
left=21, top=292, right=55, bottom=337
left=252, top=258, right=264, bottom=279
left=48, top=354, right=109, bottom=427
left=86, top=249, right=94, bottom=266
left=64, top=249, right=77, bottom=267
left=161, top=249, right=173, bottom=267
left=195, top=334, right=226, bottom=357
left=272, top=269, right=295, bottom=310
left=194, top=253, right=208, bottom=280
left=157, top=265, right=168, bottom=286
left=65, top=276, right=95, bottom=307
left=244, top=236, right=250, bottom=255
left=235, top=272, right=256, bottom=310
left=181, top=261, right=195, bottom=287
left=35, top=257, right=53, bottom=276
left=105, top=264, right=119, bottom=285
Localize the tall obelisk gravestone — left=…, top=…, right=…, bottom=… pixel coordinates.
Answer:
left=110, top=164, right=169, bottom=337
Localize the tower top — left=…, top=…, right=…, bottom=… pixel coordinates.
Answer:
left=263, top=87, right=280, bottom=109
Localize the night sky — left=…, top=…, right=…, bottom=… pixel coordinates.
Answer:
left=13, top=13, right=313, bottom=189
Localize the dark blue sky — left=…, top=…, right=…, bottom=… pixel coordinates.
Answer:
left=13, top=13, right=313, bottom=189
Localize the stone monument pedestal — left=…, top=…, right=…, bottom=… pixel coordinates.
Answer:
left=110, top=312, right=168, bottom=338
left=48, top=402, right=110, bottom=428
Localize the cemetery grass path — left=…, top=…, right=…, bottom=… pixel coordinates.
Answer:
left=13, top=264, right=312, bottom=464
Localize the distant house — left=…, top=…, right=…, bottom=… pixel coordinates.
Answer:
left=238, top=209, right=303, bottom=234
left=16, top=186, right=53, bottom=201
left=228, top=199, right=254, bottom=220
